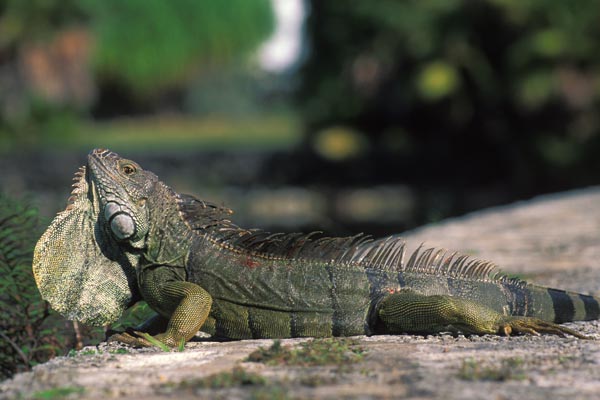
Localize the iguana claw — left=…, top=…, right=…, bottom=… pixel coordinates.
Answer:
left=107, top=329, right=156, bottom=347
left=107, top=328, right=183, bottom=350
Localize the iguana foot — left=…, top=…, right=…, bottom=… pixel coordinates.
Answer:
left=108, top=328, right=185, bottom=348
left=107, top=329, right=156, bottom=347
left=498, top=316, right=591, bottom=339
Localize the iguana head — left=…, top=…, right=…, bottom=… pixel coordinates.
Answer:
left=87, top=148, right=158, bottom=249
left=87, top=149, right=193, bottom=267
left=32, top=150, right=142, bottom=326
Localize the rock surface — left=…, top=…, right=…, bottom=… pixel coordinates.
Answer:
left=2, top=187, right=600, bottom=400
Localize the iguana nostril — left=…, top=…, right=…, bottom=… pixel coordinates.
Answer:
left=110, top=213, right=136, bottom=240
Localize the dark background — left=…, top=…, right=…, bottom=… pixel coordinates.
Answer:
left=2, top=0, right=600, bottom=236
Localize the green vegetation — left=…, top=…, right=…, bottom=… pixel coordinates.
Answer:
left=0, top=0, right=275, bottom=143
left=139, top=333, right=171, bottom=352
left=31, top=386, right=85, bottom=399
left=75, top=114, right=300, bottom=152
left=247, top=338, right=366, bottom=367
left=83, top=0, right=274, bottom=94
left=299, top=0, right=600, bottom=197
left=0, top=113, right=300, bottom=153
left=0, top=194, right=60, bottom=380
left=78, top=349, right=98, bottom=356
left=458, top=357, right=527, bottom=381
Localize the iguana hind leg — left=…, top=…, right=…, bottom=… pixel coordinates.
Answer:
left=376, top=290, right=588, bottom=338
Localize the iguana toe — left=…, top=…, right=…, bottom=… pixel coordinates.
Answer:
left=500, top=317, right=591, bottom=339
left=107, top=330, right=155, bottom=347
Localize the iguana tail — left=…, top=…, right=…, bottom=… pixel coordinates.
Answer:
left=513, top=283, right=600, bottom=323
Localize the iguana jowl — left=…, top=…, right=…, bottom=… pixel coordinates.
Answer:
left=33, top=149, right=600, bottom=346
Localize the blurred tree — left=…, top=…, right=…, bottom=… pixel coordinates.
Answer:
left=0, top=0, right=274, bottom=136
left=297, top=0, right=600, bottom=203
left=0, top=0, right=90, bottom=140
left=85, top=0, right=274, bottom=96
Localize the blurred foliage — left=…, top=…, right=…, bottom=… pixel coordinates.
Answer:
left=0, top=113, right=300, bottom=153
left=83, top=0, right=274, bottom=95
left=184, top=67, right=274, bottom=117
left=298, top=0, right=600, bottom=196
left=312, top=126, right=368, bottom=161
left=0, top=0, right=274, bottom=142
left=0, top=194, right=61, bottom=380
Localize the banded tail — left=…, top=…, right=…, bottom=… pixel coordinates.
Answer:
left=515, top=284, right=600, bottom=323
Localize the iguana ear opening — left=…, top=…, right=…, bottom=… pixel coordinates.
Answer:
left=33, top=167, right=138, bottom=326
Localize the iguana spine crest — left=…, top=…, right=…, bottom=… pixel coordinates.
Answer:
left=179, top=194, right=510, bottom=284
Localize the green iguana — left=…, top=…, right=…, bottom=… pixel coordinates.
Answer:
left=33, top=149, right=599, bottom=347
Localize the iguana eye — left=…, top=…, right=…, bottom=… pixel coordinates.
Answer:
left=121, top=164, right=136, bottom=175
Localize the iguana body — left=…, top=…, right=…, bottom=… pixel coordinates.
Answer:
left=33, top=149, right=599, bottom=346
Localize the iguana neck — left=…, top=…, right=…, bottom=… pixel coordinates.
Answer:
left=143, top=182, right=193, bottom=267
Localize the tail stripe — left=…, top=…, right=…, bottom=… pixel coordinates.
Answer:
left=579, top=294, right=600, bottom=321
left=547, top=289, right=575, bottom=323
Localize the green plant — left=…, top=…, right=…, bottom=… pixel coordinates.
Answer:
left=0, top=193, right=61, bottom=380
left=78, top=349, right=98, bottom=356
left=247, top=338, right=365, bottom=366
left=31, top=386, right=85, bottom=399
left=82, top=0, right=274, bottom=95
left=139, top=332, right=171, bottom=352
left=298, top=0, right=600, bottom=209
left=108, top=348, right=130, bottom=355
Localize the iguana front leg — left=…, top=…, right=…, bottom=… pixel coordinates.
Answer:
left=376, top=290, right=589, bottom=339
left=110, top=266, right=212, bottom=347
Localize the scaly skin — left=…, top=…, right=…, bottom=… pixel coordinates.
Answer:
left=34, top=149, right=599, bottom=347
